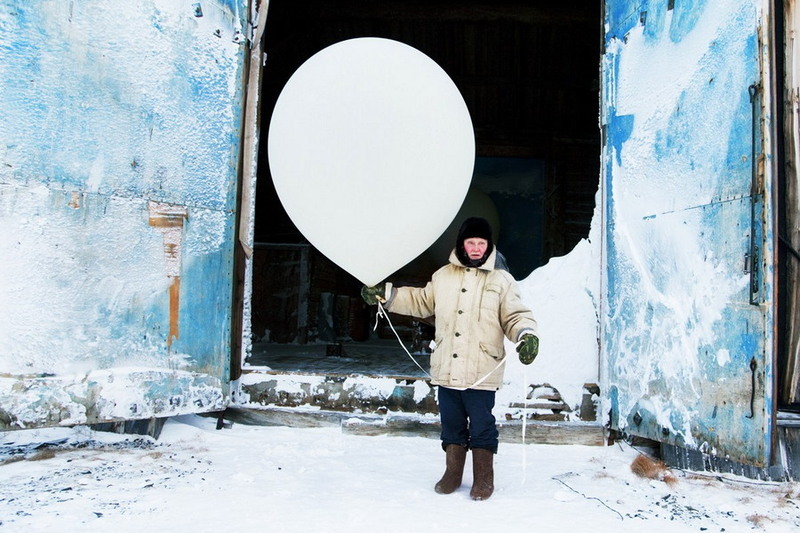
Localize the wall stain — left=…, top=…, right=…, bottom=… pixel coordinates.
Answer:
left=148, top=201, right=188, bottom=347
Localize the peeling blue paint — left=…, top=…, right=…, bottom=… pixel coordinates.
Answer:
left=0, top=0, right=249, bottom=429
left=1, top=1, right=245, bottom=210
left=640, top=1, right=667, bottom=42
left=604, top=1, right=640, bottom=42
left=669, top=0, right=708, bottom=43
left=602, top=0, right=772, bottom=468
left=609, top=114, right=635, bottom=166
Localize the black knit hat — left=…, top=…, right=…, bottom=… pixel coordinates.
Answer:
left=455, top=217, right=494, bottom=266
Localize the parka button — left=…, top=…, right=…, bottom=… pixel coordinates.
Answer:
left=461, top=288, right=467, bottom=293
left=455, top=332, right=461, bottom=337
left=458, top=310, right=463, bottom=314
left=452, top=354, right=458, bottom=358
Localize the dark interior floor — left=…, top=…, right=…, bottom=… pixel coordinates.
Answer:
left=246, top=339, right=430, bottom=379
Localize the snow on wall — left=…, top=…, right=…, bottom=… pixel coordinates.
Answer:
left=0, top=0, right=248, bottom=428
left=600, top=0, right=773, bottom=465
left=0, top=368, right=226, bottom=429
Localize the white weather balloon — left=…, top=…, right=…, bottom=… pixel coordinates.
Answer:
left=268, top=37, right=475, bottom=286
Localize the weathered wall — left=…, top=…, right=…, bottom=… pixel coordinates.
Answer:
left=0, top=0, right=248, bottom=428
left=601, top=0, right=775, bottom=467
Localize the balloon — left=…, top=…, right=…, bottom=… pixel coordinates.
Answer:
left=268, top=37, right=475, bottom=286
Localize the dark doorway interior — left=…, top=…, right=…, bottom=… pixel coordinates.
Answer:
left=247, top=1, right=601, bottom=376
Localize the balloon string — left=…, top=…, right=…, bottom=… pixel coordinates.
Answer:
left=374, top=301, right=505, bottom=391
left=376, top=301, right=431, bottom=378
left=521, top=366, right=528, bottom=484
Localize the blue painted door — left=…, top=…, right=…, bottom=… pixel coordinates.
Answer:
left=601, top=1, right=774, bottom=467
left=0, top=1, right=249, bottom=428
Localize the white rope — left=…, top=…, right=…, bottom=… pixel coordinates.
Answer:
left=521, top=366, right=528, bottom=484
left=375, top=301, right=431, bottom=378
left=374, top=301, right=506, bottom=391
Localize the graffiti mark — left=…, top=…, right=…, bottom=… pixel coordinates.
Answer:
left=148, top=201, right=189, bottom=348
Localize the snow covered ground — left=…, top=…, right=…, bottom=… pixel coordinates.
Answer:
left=1, top=414, right=798, bottom=532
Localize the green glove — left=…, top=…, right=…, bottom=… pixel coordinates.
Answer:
left=361, top=284, right=387, bottom=305
left=516, top=334, right=539, bottom=365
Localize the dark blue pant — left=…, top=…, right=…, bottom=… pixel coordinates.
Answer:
left=438, top=386, right=498, bottom=453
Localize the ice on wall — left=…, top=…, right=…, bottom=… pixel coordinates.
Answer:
left=0, top=368, right=226, bottom=429
left=0, top=185, right=171, bottom=373
left=601, top=0, right=763, bottom=446
left=0, top=1, right=245, bottom=378
left=0, top=0, right=243, bottom=209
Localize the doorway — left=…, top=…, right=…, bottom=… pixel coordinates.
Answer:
left=247, top=1, right=601, bottom=376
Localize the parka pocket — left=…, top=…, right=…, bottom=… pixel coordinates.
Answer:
left=479, top=283, right=502, bottom=320
left=430, top=337, right=444, bottom=374
left=479, top=341, right=505, bottom=361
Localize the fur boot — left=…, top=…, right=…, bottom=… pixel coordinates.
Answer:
left=434, top=444, right=468, bottom=494
left=470, top=448, right=495, bottom=500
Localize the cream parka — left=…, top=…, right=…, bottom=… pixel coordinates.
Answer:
left=385, top=248, right=537, bottom=391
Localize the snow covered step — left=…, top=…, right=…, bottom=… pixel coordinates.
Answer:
left=220, top=406, right=605, bottom=446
